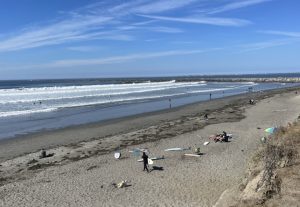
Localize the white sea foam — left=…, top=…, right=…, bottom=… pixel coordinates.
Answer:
left=0, top=81, right=258, bottom=118
left=0, top=83, right=206, bottom=104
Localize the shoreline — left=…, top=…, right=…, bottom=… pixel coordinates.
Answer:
left=1, top=86, right=299, bottom=162
left=1, top=86, right=300, bottom=206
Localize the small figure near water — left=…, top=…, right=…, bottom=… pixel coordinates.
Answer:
left=209, top=93, right=212, bottom=100
left=40, top=149, right=47, bottom=158
left=142, top=152, right=149, bottom=172
left=249, top=99, right=255, bottom=105
left=204, top=114, right=208, bottom=120
left=169, top=98, right=172, bottom=109
left=39, top=149, right=54, bottom=159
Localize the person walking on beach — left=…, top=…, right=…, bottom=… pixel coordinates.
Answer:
left=142, top=152, right=149, bottom=172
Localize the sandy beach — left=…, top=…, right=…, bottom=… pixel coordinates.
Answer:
left=1, top=88, right=300, bottom=207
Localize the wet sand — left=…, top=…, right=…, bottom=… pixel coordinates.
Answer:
left=0, top=87, right=300, bottom=206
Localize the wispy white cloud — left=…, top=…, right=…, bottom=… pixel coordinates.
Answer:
left=146, top=26, right=184, bottom=33
left=66, top=46, right=101, bottom=52
left=238, top=38, right=299, bottom=52
left=259, top=30, right=300, bottom=38
left=134, top=0, right=199, bottom=13
left=138, top=14, right=251, bottom=26
left=132, top=20, right=157, bottom=26
left=53, top=50, right=204, bottom=67
left=14, top=48, right=221, bottom=69
left=207, top=0, right=272, bottom=14
left=0, top=16, right=114, bottom=52
left=0, top=0, right=260, bottom=52
left=117, top=25, right=183, bottom=33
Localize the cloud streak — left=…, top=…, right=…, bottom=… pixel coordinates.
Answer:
left=138, top=14, right=251, bottom=26
left=238, top=38, right=299, bottom=52
left=208, top=0, right=272, bottom=14
left=0, top=0, right=265, bottom=52
left=14, top=48, right=220, bottom=69
left=0, top=16, right=115, bottom=52
left=259, top=30, right=300, bottom=38
left=134, top=0, right=198, bottom=13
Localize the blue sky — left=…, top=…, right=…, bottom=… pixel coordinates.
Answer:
left=0, top=0, right=299, bottom=79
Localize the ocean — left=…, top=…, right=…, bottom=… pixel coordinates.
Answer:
left=0, top=77, right=299, bottom=139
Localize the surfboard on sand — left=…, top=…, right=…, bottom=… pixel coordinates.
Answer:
left=164, top=147, right=190, bottom=151
left=137, top=158, right=154, bottom=164
left=203, top=141, right=210, bottom=146
left=114, top=152, right=121, bottom=159
left=137, top=156, right=164, bottom=162
left=129, top=148, right=148, bottom=153
left=184, top=153, right=201, bottom=157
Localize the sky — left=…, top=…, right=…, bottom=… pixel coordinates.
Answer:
left=0, top=0, right=299, bottom=80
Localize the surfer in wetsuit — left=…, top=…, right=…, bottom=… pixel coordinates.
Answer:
left=142, top=152, right=149, bottom=172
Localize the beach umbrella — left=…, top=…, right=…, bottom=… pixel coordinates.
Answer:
left=264, top=127, right=277, bottom=134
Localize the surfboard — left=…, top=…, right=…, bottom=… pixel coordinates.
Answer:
left=164, top=148, right=183, bottom=151
left=151, top=156, right=164, bottom=160
left=137, top=156, right=164, bottom=162
left=203, top=141, right=210, bottom=146
left=129, top=148, right=148, bottom=153
left=114, top=152, right=121, bottom=159
left=184, top=153, right=201, bottom=157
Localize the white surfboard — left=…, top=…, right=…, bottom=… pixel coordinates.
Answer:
left=184, top=153, right=201, bottom=157
left=203, top=141, right=210, bottom=146
left=129, top=148, right=148, bottom=153
left=114, top=152, right=121, bottom=159
left=137, top=156, right=164, bottom=162
left=164, top=148, right=183, bottom=151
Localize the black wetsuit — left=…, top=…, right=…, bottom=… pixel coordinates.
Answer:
left=142, top=153, right=149, bottom=172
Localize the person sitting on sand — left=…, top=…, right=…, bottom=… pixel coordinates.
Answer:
left=40, top=149, right=47, bottom=158
left=222, top=131, right=228, bottom=142
left=210, top=131, right=228, bottom=142
left=39, top=149, right=55, bottom=159
left=210, top=134, right=222, bottom=142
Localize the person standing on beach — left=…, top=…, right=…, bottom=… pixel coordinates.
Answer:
left=142, top=152, right=149, bottom=172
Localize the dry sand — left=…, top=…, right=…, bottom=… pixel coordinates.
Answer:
left=1, top=89, right=300, bottom=207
